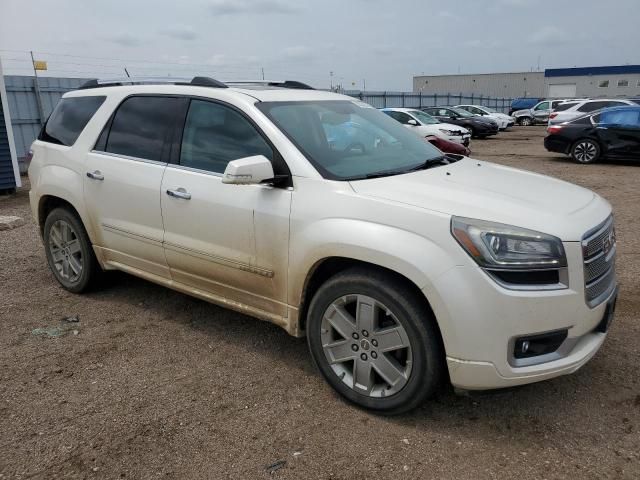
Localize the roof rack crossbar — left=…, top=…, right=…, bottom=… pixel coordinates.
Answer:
left=78, top=76, right=313, bottom=90
left=79, top=76, right=228, bottom=90
left=225, top=80, right=315, bottom=90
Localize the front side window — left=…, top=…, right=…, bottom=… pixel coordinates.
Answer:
left=104, top=96, right=183, bottom=161
left=258, top=100, right=442, bottom=180
left=383, top=110, right=412, bottom=124
left=39, top=96, right=105, bottom=146
left=180, top=100, right=273, bottom=174
left=578, top=101, right=610, bottom=113
left=554, top=102, right=578, bottom=112
left=534, top=102, right=550, bottom=111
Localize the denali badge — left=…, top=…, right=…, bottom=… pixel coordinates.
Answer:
left=602, top=228, right=616, bottom=256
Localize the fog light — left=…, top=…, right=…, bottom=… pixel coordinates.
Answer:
left=513, top=329, right=568, bottom=359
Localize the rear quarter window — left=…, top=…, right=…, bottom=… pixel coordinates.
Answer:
left=39, top=96, right=106, bottom=146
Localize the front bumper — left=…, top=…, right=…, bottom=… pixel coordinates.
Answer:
left=445, top=133, right=471, bottom=146
left=423, top=241, right=615, bottom=391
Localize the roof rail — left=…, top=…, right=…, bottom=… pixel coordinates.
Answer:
left=226, top=80, right=315, bottom=90
left=78, top=76, right=228, bottom=90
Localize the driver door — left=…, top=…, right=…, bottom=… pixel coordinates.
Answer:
left=160, top=98, right=292, bottom=317
left=532, top=101, right=551, bottom=123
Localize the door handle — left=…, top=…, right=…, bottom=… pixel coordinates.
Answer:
left=166, top=188, right=191, bottom=200
left=86, top=170, right=104, bottom=181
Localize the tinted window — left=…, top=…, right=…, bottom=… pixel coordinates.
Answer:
left=553, top=102, right=578, bottom=112
left=39, top=96, right=105, bottom=146
left=578, top=101, right=611, bottom=113
left=180, top=100, right=273, bottom=174
left=104, top=96, right=183, bottom=161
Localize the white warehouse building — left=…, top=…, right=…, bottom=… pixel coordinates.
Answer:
left=413, top=65, right=640, bottom=99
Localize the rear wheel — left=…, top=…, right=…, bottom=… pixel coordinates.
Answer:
left=307, top=267, right=443, bottom=415
left=43, top=208, right=100, bottom=293
left=571, top=139, right=600, bottom=164
left=518, top=117, right=532, bottom=126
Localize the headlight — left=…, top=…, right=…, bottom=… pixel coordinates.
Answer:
left=451, top=217, right=566, bottom=269
left=438, top=129, right=455, bottom=135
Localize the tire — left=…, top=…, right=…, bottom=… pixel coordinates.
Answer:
left=306, top=267, right=443, bottom=415
left=43, top=207, right=100, bottom=293
left=468, top=127, right=476, bottom=138
left=518, top=117, right=532, bottom=126
left=571, top=139, right=601, bottom=164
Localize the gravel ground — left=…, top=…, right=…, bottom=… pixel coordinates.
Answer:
left=1, top=126, right=639, bottom=479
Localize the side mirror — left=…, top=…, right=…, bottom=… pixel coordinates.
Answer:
left=407, top=119, right=419, bottom=126
left=222, top=155, right=275, bottom=185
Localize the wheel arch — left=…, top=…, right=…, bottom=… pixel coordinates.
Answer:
left=37, top=193, right=94, bottom=241
left=296, top=257, right=443, bottom=345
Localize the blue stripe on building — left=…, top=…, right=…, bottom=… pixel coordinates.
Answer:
left=545, top=65, right=640, bottom=77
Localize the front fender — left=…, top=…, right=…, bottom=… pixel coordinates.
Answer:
left=289, top=218, right=458, bottom=308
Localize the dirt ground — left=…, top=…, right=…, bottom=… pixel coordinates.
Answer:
left=1, top=126, right=639, bottom=480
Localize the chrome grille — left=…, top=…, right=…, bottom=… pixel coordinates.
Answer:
left=582, top=216, right=616, bottom=307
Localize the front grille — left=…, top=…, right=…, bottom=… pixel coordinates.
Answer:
left=582, top=216, right=616, bottom=307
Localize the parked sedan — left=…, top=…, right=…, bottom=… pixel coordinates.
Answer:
left=544, top=106, right=640, bottom=163
left=381, top=108, right=471, bottom=145
left=455, top=105, right=515, bottom=130
left=425, top=135, right=471, bottom=155
left=421, top=106, right=499, bottom=138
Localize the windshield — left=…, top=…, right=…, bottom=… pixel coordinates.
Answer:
left=408, top=110, right=439, bottom=125
left=257, top=100, right=443, bottom=180
left=450, top=107, right=474, bottom=117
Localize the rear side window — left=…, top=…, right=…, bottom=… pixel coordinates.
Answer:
left=39, top=96, right=105, bottom=146
left=554, top=102, right=578, bottom=112
left=103, top=96, right=183, bottom=162
left=179, top=99, right=273, bottom=174
left=578, top=101, right=611, bottom=113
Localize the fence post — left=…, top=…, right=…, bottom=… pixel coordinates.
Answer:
left=402, top=92, right=405, bottom=107
left=447, top=93, right=450, bottom=105
left=383, top=92, right=387, bottom=108
left=30, top=51, right=46, bottom=126
left=471, top=93, right=474, bottom=104
left=419, top=92, right=423, bottom=108
left=434, top=93, right=437, bottom=106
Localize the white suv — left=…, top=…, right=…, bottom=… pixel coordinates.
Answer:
left=548, top=99, right=637, bottom=125
left=29, top=77, right=618, bottom=414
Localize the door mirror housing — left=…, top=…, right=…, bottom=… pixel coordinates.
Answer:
left=407, top=119, right=419, bottom=126
left=222, top=155, right=275, bottom=185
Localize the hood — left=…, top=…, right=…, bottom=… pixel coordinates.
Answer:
left=349, top=158, right=611, bottom=240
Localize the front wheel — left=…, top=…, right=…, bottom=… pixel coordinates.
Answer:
left=518, top=117, right=532, bottom=126
left=307, top=268, right=443, bottom=415
left=571, top=139, right=600, bottom=164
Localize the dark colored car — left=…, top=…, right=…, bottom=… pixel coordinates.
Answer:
left=544, top=106, right=640, bottom=163
left=425, top=135, right=471, bottom=156
left=509, top=97, right=544, bottom=116
left=421, top=106, right=499, bottom=138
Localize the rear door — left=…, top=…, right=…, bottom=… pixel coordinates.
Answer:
left=532, top=101, right=550, bottom=123
left=160, top=98, right=292, bottom=316
left=84, top=95, right=187, bottom=278
left=596, top=108, right=640, bottom=158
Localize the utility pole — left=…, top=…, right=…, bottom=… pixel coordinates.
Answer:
left=330, top=71, right=334, bottom=90
left=261, top=67, right=265, bottom=80
left=30, top=51, right=45, bottom=126
left=362, top=79, right=366, bottom=92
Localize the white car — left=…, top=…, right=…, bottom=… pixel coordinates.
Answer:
left=548, top=99, right=637, bottom=125
left=28, top=77, right=617, bottom=414
left=381, top=107, right=471, bottom=146
left=455, top=104, right=515, bottom=130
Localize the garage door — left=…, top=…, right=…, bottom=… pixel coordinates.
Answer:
left=548, top=84, right=577, bottom=98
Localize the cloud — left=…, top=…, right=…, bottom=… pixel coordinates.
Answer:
left=160, top=25, right=197, bottom=41
left=529, top=26, right=570, bottom=45
left=107, top=33, right=142, bottom=47
left=281, top=46, right=314, bottom=61
left=209, top=0, right=299, bottom=15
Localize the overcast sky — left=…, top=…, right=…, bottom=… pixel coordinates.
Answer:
left=1, top=0, right=638, bottom=90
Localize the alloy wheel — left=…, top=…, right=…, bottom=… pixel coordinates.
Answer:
left=48, top=220, right=83, bottom=283
left=573, top=141, right=598, bottom=163
left=320, top=294, right=412, bottom=398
